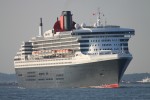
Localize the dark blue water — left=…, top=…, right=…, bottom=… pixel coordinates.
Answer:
left=0, top=84, right=150, bottom=100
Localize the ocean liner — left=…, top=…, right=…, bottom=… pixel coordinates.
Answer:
left=14, top=11, right=134, bottom=88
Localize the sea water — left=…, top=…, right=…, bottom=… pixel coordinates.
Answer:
left=0, top=83, right=150, bottom=100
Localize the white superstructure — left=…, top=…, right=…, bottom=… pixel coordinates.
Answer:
left=14, top=26, right=134, bottom=68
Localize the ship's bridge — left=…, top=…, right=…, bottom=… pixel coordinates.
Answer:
left=71, top=25, right=135, bottom=56
left=72, top=25, right=135, bottom=35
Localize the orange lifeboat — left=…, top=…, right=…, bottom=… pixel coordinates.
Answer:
left=63, top=49, right=65, bottom=53
left=65, top=49, right=69, bottom=53
left=52, top=50, right=56, bottom=54
left=60, top=50, right=62, bottom=53
left=32, top=51, right=39, bottom=55
left=32, top=51, right=36, bottom=55
left=57, top=50, right=60, bottom=53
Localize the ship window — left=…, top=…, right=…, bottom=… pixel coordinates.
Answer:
left=38, top=79, right=45, bottom=81
left=124, top=48, right=128, bottom=50
left=81, top=49, right=89, bottom=52
left=46, top=78, right=53, bottom=80
left=18, top=74, right=22, bottom=76
left=56, top=78, right=64, bottom=80
left=56, top=74, right=64, bottom=77
left=80, top=44, right=89, bottom=47
left=27, top=72, right=35, bottom=74
left=26, top=79, right=36, bottom=81
left=78, top=40, right=89, bottom=43
left=27, top=75, right=35, bottom=77
left=120, top=39, right=129, bottom=42
left=39, top=73, right=45, bottom=75
left=121, top=43, right=128, bottom=46
left=100, top=73, right=104, bottom=76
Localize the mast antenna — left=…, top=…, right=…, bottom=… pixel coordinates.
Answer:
left=39, top=18, right=43, bottom=37
left=97, top=8, right=101, bottom=26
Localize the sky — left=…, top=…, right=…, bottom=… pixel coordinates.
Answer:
left=0, top=0, right=150, bottom=74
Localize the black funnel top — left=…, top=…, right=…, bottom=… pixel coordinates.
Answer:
left=62, top=11, right=71, bottom=16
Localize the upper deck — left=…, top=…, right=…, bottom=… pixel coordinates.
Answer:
left=72, top=25, right=134, bottom=35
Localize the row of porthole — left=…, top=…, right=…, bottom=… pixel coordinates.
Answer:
left=83, top=53, right=112, bottom=55
left=89, top=43, right=127, bottom=47
left=26, top=78, right=64, bottom=81
left=90, top=38, right=129, bottom=43
left=15, top=58, right=72, bottom=63
left=89, top=48, right=113, bottom=51
left=82, top=35, right=124, bottom=39
left=91, top=39, right=118, bottom=42
left=16, top=62, right=72, bottom=67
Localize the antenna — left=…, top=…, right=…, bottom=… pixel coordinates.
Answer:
left=40, top=18, right=43, bottom=26
left=39, top=18, right=43, bottom=36
left=97, top=8, right=101, bottom=26
left=95, top=8, right=106, bottom=26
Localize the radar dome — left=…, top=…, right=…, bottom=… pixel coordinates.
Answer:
left=75, top=24, right=80, bottom=29
left=94, top=23, right=97, bottom=27
left=81, top=23, right=86, bottom=28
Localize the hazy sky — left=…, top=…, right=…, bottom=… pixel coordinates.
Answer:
left=0, top=0, right=150, bottom=74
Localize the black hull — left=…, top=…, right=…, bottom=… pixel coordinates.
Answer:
left=15, top=58, right=131, bottom=88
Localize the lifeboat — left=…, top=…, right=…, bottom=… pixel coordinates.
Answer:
left=32, top=51, right=35, bottom=55
left=50, top=49, right=73, bottom=54
left=52, top=50, right=56, bottom=54
left=62, top=49, right=66, bottom=53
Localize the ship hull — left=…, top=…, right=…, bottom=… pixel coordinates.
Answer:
left=15, top=57, right=131, bottom=88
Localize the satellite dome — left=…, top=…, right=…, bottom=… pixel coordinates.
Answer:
left=81, top=23, right=86, bottom=28
left=75, top=24, right=80, bottom=29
